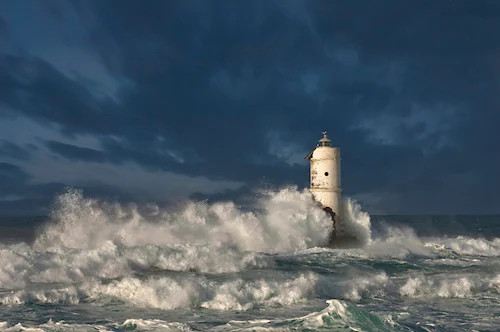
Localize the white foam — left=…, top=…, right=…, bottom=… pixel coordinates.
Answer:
left=364, top=225, right=432, bottom=259
left=340, top=272, right=391, bottom=301
left=0, top=273, right=318, bottom=310
left=0, top=302, right=403, bottom=332
left=200, top=273, right=316, bottom=310
left=432, top=236, right=500, bottom=256
left=0, top=322, right=45, bottom=332
left=5, top=186, right=500, bottom=318
left=322, top=271, right=500, bottom=301
left=0, top=319, right=112, bottom=332
left=342, top=198, right=372, bottom=245
left=333, top=221, right=500, bottom=260
left=120, top=319, right=191, bottom=331
left=398, top=274, right=494, bottom=298
left=0, top=186, right=342, bottom=295
left=213, top=299, right=404, bottom=331
left=34, top=187, right=331, bottom=254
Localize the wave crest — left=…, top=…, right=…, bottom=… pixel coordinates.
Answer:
left=34, top=187, right=333, bottom=253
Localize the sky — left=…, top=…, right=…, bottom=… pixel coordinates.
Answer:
left=1, top=0, right=500, bottom=215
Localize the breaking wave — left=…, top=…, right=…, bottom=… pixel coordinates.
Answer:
left=2, top=186, right=500, bottom=330
left=34, top=186, right=334, bottom=253
left=0, top=186, right=370, bottom=311
left=0, top=299, right=408, bottom=331
left=342, top=197, right=372, bottom=245
left=1, top=272, right=318, bottom=310
left=213, top=299, right=409, bottom=331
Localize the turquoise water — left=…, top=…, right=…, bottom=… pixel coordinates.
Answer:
left=0, top=188, right=499, bottom=331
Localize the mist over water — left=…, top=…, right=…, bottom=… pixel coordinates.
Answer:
left=1, top=186, right=500, bottom=331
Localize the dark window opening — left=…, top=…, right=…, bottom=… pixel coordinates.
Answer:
left=324, top=172, right=329, bottom=176
left=317, top=142, right=332, bottom=147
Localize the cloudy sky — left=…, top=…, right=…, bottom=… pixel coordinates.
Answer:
left=1, top=0, right=499, bottom=215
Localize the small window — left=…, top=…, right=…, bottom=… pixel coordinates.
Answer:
left=324, top=172, right=329, bottom=176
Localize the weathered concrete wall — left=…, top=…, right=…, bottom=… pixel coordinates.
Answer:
left=309, top=146, right=343, bottom=235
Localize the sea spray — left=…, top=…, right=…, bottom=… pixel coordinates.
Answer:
left=0, top=272, right=319, bottom=310
left=34, top=186, right=332, bottom=253
left=1, top=195, right=500, bottom=330
left=342, top=197, right=372, bottom=245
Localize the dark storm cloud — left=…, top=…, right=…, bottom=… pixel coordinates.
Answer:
left=45, top=141, right=105, bottom=163
left=0, top=162, right=30, bottom=183
left=0, top=16, right=7, bottom=38
left=0, top=163, right=44, bottom=215
left=44, top=138, right=303, bottom=185
left=0, top=54, right=106, bottom=133
left=1, top=0, right=500, bottom=214
left=0, top=161, right=51, bottom=201
left=0, top=160, right=146, bottom=215
left=0, top=140, right=31, bottom=161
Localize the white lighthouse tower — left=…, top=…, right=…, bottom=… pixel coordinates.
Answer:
left=304, top=131, right=343, bottom=236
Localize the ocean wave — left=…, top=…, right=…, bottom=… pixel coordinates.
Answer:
left=4, top=188, right=500, bottom=330
left=0, top=319, right=113, bottom=332
left=322, top=272, right=500, bottom=301
left=320, top=222, right=500, bottom=261
left=0, top=241, right=270, bottom=290
left=5, top=268, right=499, bottom=310
left=33, top=187, right=333, bottom=254
left=0, top=299, right=409, bottom=331
left=0, top=273, right=317, bottom=310
left=398, top=273, right=500, bottom=298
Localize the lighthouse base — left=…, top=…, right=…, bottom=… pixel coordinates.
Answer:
left=322, top=207, right=362, bottom=249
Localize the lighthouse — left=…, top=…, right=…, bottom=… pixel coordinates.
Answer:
left=304, top=131, right=343, bottom=237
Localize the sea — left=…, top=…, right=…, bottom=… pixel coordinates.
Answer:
left=0, top=187, right=499, bottom=331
